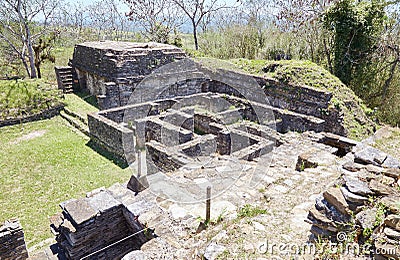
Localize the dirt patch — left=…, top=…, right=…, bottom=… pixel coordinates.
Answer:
left=10, top=130, right=47, bottom=145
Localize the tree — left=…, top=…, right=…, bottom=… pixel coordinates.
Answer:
left=33, top=31, right=57, bottom=78
left=0, top=0, right=59, bottom=78
left=323, top=0, right=386, bottom=85
left=172, top=0, right=234, bottom=50
left=274, top=0, right=334, bottom=66
left=125, top=0, right=184, bottom=43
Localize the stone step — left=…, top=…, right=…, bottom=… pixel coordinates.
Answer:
left=61, top=77, right=73, bottom=81
left=58, top=70, right=73, bottom=74
left=60, top=110, right=89, bottom=136
left=222, top=94, right=326, bottom=133
left=64, top=107, right=87, bottom=124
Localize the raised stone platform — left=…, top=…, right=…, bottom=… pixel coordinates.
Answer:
left=70, top=41, right=186, bottom=109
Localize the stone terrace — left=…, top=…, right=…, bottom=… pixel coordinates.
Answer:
left=30, top=42, right=397, bottom=259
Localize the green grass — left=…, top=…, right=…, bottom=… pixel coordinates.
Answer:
left=0, top=117, right=132, bottom=248
left=0, top=79, right=63, bottom=120
left=40, top=47, right=75, bottom=84
left=237, top=204, right=267, bottom=218
left=63, top=93, right=98, bottom=120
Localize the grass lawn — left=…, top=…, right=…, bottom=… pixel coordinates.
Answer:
left=0, top=116, right=132, bottom=248
left=0, top=79, right=63, bottom=120
left=63, top=93, right=99, bottom=120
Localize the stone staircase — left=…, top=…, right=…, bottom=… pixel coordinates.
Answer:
left=60, top=107, right=89, bottom=136
left=55, top=66, right=75, bottom=94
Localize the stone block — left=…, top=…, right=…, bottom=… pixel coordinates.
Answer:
left=63, top=198, right=97, bottom=226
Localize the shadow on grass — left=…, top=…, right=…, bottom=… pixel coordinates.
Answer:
left=86, top=140, right=129, bottom=169
left=75, top=91, right=99, bottom=109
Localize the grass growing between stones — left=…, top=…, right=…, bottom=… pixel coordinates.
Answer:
left=0, top=116, right=132, bottom=248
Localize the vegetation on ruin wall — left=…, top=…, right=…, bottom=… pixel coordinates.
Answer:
left=231, top=59, right=376, bottom=140
left=0, top=117, right=131, bottom=248
left=0, top=79, right=63, bottom=121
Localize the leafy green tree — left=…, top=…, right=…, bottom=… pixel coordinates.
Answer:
left=323, top=0, right=387, bottom=85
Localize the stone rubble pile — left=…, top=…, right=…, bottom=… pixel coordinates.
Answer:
left=306, top=134, right=400, bottom=259
left=0, top=218, right=29, bottom=260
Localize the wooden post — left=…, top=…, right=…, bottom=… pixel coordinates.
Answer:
left=137, top=151, right=141, bottom=177
left=206, top=186, right=211, bottom=223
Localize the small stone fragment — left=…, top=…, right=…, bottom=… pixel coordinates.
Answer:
left=356, top=208, right=377, bottom=230
left=340, top=186, right=368, bottom=204
left=296, top=151, right=318, bottom=171
left=323, top=187, right=350, bottom=216
left=122, top=250, right=147, bottom=260
left=307, top=208, right=337, bottom=232
left=342, top=161, right=360, bottom=172
left=384, top=215, right=400, bottom=231
left=343, top=175, right=373, bottom=196
left=204, top=242, right=226, bottom=260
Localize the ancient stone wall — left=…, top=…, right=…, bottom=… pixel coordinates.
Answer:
left=0, top=104, right=64, bottom=128
left=0, top=218, right=29, bottom=260
left=51, top=188, right=150, bottom=260
left=70, top=41, right=186, bottom=110
left=87, top=112, right=135, bottom=162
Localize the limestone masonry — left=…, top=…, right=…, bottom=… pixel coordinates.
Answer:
left=70, top=41, right=186, bottom=110
left=31, top=41, right=400, bottom=259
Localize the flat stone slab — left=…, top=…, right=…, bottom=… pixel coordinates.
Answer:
left=369, top=179, right=396, bottom=195
left=382, top=155, right=400, bottom=169
left=340, top=186, right=368, bottom=204
left=384, top=215, right=400, bottom=231
left=384, top=227, right=400, bottom=239
left=354, top=146, right=387, bottom=166
left=323, top=187, right=350, bottom=216
left=343, top=175, right=373, bottom=196
left=380, top=196, right=400, bottom=214
left=63, top=199, right=97, bottom=226
left=87, top=191, right=121, bottom=213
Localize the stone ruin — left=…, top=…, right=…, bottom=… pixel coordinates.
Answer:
left=304, top=135, right=400, bottom=258
left=69, top=41, right=186, bottom=110
left=45, top=41, right=400, bottom=259
left=0, top=218, right=29, bottom=260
